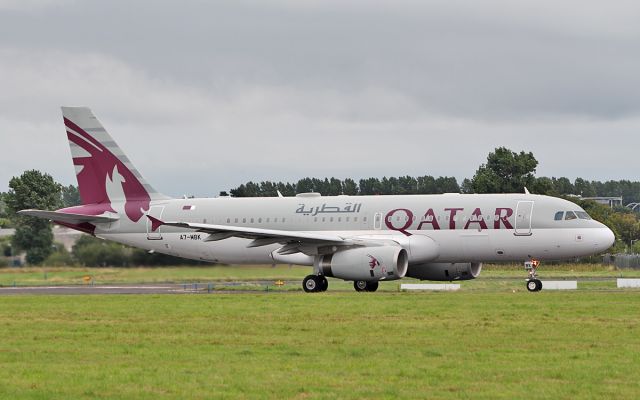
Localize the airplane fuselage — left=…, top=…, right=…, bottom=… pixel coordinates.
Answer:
left=79, top=193, right=613, bottom=265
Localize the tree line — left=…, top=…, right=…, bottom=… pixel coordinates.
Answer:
left=227, top=148, right=640, bottom=202
left=228, top=175, right=640, bottom=202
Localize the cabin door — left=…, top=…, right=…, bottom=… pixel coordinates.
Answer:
left=374, top=212, right=383, bottom=230
left=146, top=206, right=164, bottom=240
left=514, top=201, right=534, bottom=236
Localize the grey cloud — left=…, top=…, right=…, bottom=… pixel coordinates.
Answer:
left=1, top=1, right=639, bottom=196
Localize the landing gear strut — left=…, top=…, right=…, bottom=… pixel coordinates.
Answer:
left=303, top=275, right=328, bottom=293
left=525, top=259, right=542, bottom=292
left=354, top=280, right=379, bottom=292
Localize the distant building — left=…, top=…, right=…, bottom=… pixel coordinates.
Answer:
left=579, top=196, right=623, bottom=208
left=52, top=226, right=85, bottom=251
left=0, top=228, right=15, bottom=238
left=0, top=227, right=84, bottom=251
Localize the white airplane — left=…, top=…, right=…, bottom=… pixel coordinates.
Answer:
left=20, top=107, right=615, bottom=292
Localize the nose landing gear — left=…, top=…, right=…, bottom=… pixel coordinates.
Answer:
left=525, top=259, right=542, bottom=292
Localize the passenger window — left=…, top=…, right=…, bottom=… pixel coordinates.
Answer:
left=266, top=218, right=270, bottom=223
left=314, top=217, right=318, bottom=222
left=330, top=217, right=334, bottom=222
left=565, top=211, right=577, bottom=220
left=250, top=218, right=254, bottom=223
left=282, top=218, right=286, bottom=223
left=234, top=218, right=238, bottom=223
left=354, top=217, right=358, bottom=222
left=226, top=218, right=230, bottom=223
left=346, top=217, right=350, bottom=222
left=363, top=217, right=367, bottom=222
left=242, top=218, right=246, bottom=223
left=258, top=218, right=262, bottom=223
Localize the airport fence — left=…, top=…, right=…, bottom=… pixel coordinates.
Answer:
left=602, top=254, right=640, bottom=269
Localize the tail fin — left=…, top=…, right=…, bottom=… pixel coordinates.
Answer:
left=62, top=107, right=169, bottom=222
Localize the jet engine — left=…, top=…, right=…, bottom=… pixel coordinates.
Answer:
left=406, top=262, right=482, bottom=281
left=317, top=246, right=408, bottom=281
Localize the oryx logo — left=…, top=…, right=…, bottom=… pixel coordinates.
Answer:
left=367, top=255, right=380, bottom=269
left=64, top=117, right=150, bottom=222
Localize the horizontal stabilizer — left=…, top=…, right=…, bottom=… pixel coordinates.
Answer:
left=18, top=209, right=120, bottom=225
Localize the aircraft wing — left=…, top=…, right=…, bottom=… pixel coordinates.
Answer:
left=18, top=209, right=120, bottom=225
left=147, top=215, right=352, bottom=247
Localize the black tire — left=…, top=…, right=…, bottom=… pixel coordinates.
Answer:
left=354, top=280, right=368, bottom=292
left=534, top=279, right=543, bottom=292
left=303, top=275, right=319, bottom=293
left=366, top=281, right=379, bottom=292
left=319, top=276, right=329, bottom=292
left=526, top=279, right=538, bottom=292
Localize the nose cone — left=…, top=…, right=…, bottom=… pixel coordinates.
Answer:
left=596, top=225, right=616, bottom=252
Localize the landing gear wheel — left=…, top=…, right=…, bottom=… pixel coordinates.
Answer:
left=354, top=281, right=379, bottom=292
left=526, top=279, right=542, bottom=292
left=354, top=280, right=368, bottom=292
left=319, top=276, right=329, bottom=292
left=303, top=275, right=320, bottom=293
left=366, top=281, right=379, bottom=292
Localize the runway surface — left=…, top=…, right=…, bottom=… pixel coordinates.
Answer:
left=0, top=283, right=265, bottom=295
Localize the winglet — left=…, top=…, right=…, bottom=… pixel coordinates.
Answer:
left=146, top=215, right=165, bottom=232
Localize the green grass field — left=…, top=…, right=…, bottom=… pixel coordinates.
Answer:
left=1, top=265, right=640, bottom=399
left=0, top=292, right=639, bottom=399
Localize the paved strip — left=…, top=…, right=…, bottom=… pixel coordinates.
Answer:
left=0, top=284, right=194, bottom=295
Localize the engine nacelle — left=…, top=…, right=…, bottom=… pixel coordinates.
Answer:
left=406, top=262, right=482, bottom=281
left=317, top=246, right=408, bottom=281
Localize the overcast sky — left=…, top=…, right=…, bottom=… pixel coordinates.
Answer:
left=1, top=0, right=639, bottom=197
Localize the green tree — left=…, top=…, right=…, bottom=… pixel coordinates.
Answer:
left=434, top=177, right=460, bottom=193
left=295, top=178, right=314, bottom=194
left=61, top=184, right=81, bottom=207
left=608, top=213, right=640, bottom=248
left=470, top=147, right=538, bottom=193
left=342, top=178, right=358, bottom=195
left=574, top=178, right=596, bottom=197
left=532, top=177, right=555, bottom=195
left=276, top=182, right=296, bottom=197
left=552, top=177, right=574, bottom=195
left=359, top=177, right=382, bottom=195
left=5, top=170, right=62, bottom=264
left=72, top=235, right=130, bottom=267
left=0, top=192, right=11, bottom=228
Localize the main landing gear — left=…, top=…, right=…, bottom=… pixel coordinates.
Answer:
left=302, top=275, right=328, bottom=293
left=525, top=259, right=543, bottom=292
left=353, top=280, right=379, bottom=292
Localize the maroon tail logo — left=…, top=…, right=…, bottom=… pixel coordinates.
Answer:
left=368, top=255, right=380, bottom=269
left=64, top=117, right=150, bottom=222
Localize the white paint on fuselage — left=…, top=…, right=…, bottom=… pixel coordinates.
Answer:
left=94, top=193, right=615, bottom=265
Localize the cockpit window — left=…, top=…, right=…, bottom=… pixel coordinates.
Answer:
left=575, top=211, right=592, bottom=220
left=565, top=211, right=578, bottom=220
left=554, top=211, right=564, bottom=221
